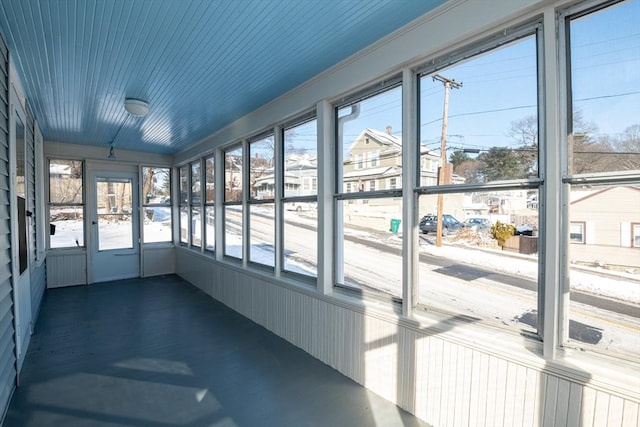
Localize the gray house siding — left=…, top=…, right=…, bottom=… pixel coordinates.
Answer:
left=0, top=31, right=16, bottom=421
left=25, top=105, right=45, bottom=324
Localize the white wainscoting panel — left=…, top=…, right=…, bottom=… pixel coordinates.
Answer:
left=176, top=248, right=640, bottom=427
left=47, top=251, right=86, bottom=288
left=142, top=246, right=175, bottom=277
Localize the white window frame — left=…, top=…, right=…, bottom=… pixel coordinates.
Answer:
left=632, top=223, right=640, bottom=248
left=569, top=221, right=585, bottom=244
left=369, top=151, right=379, bottom=167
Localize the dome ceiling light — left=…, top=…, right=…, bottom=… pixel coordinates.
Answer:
left=124, top=98, right=150, bottom=117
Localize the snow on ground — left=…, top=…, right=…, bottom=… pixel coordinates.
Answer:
left=414, top=234, right=640, bottom=305
left=50, top=213, right=639, bottom=305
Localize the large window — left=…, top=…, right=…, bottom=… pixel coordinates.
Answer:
left=49, top=159, right=84, bottom=248
left=565, top=0, right=640, bottom=357
left=178, top=165, right=189, bottom=245
left=191, top=161, right=202, bottom=247
left=283, top=118, right=317, bottom=277
left=417, top=27, right=540, bottom=331
left=204, top=156, right=215, bottom=252
left=224, top=145, right=243, bottom=259
left=142, top=167, right=171, bottom=243
left=335, top=83, right=403, bottom=298
left=248, top=133, right=275, bottom=268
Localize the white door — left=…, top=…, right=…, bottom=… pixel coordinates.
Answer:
left=91, top=172, right=140, bottom=283
left=9, top=86, right=31, bottom=372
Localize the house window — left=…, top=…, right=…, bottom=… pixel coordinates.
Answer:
left=142, top=167, right=171, bottom=243
left=389, top=178, right=397, bottom=189
left=633, top=223, right=640, bottom=248
left=204, top=156, right=215, bottom=252
left=336, top=82, right=403, bottom=298
left=191, top=160, right=202, bottom=248
left=569, top=222, right=585, bottom=244
left=565, top=0, right=639, bottom=357
left=248, top=133, right=275, bottom=268
left=417, top=23, right=540, bottom=333
left=369, top=151, right=379, bottom=167
left=178, top=165, right=189, bottom=245
left=283, top=118, right=318, bottom=278
left=224, top=145, right=243, bottom=260
left=49, top=159, right=84, bottom=248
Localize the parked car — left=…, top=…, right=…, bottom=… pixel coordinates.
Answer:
left=419, top=214, right=464, bottom=236
left=463, top=217, right=491, bottom=232
left=285, top=201, right=316, bottom=212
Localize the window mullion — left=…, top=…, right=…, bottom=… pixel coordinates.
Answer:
left=317, top=100, right=334, bottom=295
left=274, top=126, right=283, bottom=277
left=402, top=68, right=417, bottom=316
left=541, top=7, right=563, bottom=359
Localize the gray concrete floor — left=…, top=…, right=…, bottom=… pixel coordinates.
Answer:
left=5, top=275, right=430, bottom=427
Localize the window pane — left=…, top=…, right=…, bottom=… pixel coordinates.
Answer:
left=284, top=119, right=317, bottom=198
left=225, top=146, right=243, bottom=202
left=142, top=167, right=170, bottom=205
left=338, top=86, right=402, bottom=193
left=224, top=205, right=243, bottom=259
left=16, top=117, right=25, bottom=198
left=569, top=0, right=640, bottom=176
left=418, top=190, right=539, bottom=332
left=336, top=198, right=403, bottom=298
left=49, top=159, right=83, bottom=204
left=144, top=207, right=172, bottom=243
left=205, top=206, right=215, bottom=252
left=191, top=161, right=201, bottom=205
left=191, top=206, right=201, bottom=247
left=569, top=222, right=585, bottom=244
left=284, top=207, right=317, bottom=277
left=568, top=183, right=639, bottom=356
left=179, top=165, right=189, bottom=205
left=249, top=203, right=274, bottom=267
left=205, top=157, right=215, bottom=204
left=49, top=206, right=84, bottom=248
left=420, top=36, right=538, bottom=184
left=179, top=206, right=188, bottom=244
left=96, top=178, right=133, bottom=251
left=250, top=135, right=275, bottom=200
left=142, top=167, right=171, bottom=243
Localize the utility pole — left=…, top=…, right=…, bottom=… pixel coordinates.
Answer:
left=433, top=74, right=462, bottom=247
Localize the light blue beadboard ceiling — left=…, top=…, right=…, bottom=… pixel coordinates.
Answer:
left=0, top=0, right=444, bottom=155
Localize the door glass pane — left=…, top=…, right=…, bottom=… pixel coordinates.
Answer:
left=16, top=116, right=25, bottom=198
left=97, top=178, right=133, bottom=250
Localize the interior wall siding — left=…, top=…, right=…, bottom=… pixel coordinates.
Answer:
left=176, top=248, right=640, bottom=427
left=142, top=247, right=175, bottom=277
left=24, top=103, right=46, bottom=327
left=0, top=30, right=16, bottom=423
left=29, top=261, right=45, bottom=324
left=46, top=252, right=85, bottom=288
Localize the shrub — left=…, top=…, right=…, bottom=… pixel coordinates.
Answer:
left=491, top=221, right=516, bottom=246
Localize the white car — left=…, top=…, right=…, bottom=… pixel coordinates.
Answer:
left=285, top=202, right=315, bottom=212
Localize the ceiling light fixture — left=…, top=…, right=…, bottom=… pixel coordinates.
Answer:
left=124, top=98, right=150, bottom=117
left=107, top=145, right=117, bottom=160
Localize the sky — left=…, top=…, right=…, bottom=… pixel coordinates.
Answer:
left=328, top=0, right=639, bottom=160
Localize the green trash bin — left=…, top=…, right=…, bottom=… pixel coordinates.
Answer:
left=390, top=218, right=401, bottom=233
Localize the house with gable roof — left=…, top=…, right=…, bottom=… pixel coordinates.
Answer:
left=569, top=185, right=640, bottom=270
